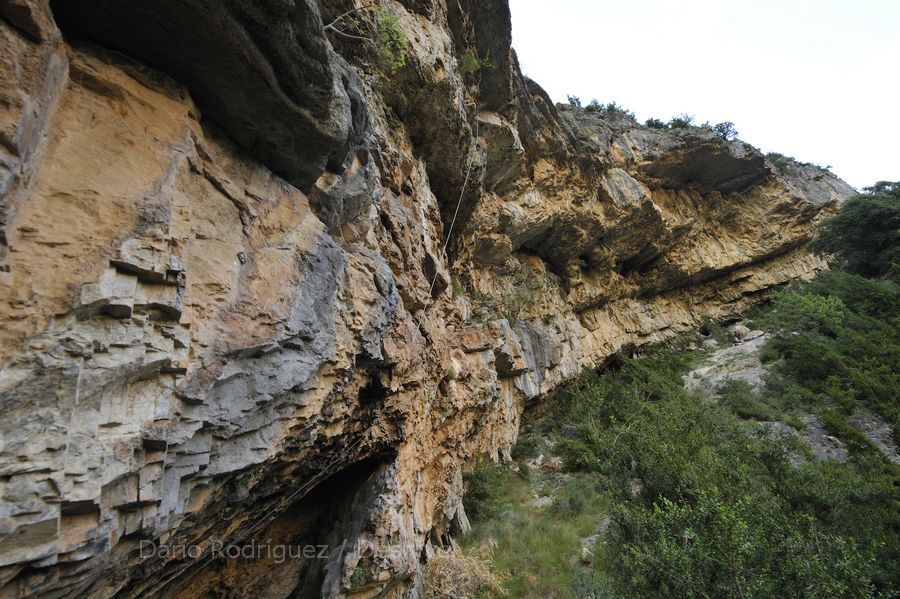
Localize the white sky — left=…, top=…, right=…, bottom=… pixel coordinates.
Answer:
left=509, top=0, right=900, bottom=190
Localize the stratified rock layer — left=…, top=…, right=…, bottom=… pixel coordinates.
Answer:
left=0, top=1, right=853, bottom=597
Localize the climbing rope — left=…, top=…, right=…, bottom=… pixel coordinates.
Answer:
left=428, top=98, right=481, bottom=298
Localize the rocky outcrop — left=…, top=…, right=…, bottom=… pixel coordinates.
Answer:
left=0, top=1, right=853, bottom=597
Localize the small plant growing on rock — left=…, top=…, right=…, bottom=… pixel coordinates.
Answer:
left=784, top=415, right=806, bottom=431
left=375, top=7, right=408, bottom=73
left=645, top=117, right=666, bottom=129
left=501, top=287, right=533, bottom=321
left=349, top=564, right=367, bottom=588
left=459, top=51, right=493, bottom=78
left=566, top=94, right=582, bottom=108
left=450, top=276, right=466, bottom=298
left=766, top=152, right=795, bottom=174
left=323, top=5, right=409, bottom=74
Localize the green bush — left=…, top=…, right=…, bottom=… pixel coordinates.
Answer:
left=820, top=409, right=878, bottom=455
left=766, top=151, right=796, bottom=174
left=463, top=461, right=507, bottom=522
left=375, top=7, right=408, bottom=73
left=699, top=315, right=734, bottom=346
left=500, top=287, right=533, bottom=321
left=668, top=113, right=695, bottom=129
left=766, top=152, right=834, bottom=176
left=458, top=51, right=492, bottom=78
left=761, top=290, right=846, bottom=337
left=812, top=183, right=900, bottom=281
left=510, top=434, right=542, bottom=461
left=712, top=121, right=738, bottom=140
left=759, top=269, right=900, bottom=438
left=450, top=276, right=465, bottom=298
left=716, top=379, right=777, bottom=420
left=645, top=117, right=666, bottom=129
left=607, top=490, right=874, bottom=598
left=543, top=347, right=896, bottom=595
left=584, top=99, right=636, bottom=120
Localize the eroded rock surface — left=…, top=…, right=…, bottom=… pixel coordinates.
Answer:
left=0, top=1, right=854, bottom=597
left=684, top=330, right=769, bottom=396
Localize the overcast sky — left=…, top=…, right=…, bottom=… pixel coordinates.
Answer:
left=508, top=0, right=900, bottom=190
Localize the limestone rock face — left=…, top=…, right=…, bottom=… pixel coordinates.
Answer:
left=0, top=1, right=853, bottom=597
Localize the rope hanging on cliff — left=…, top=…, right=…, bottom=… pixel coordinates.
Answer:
left=428, top=103, right=480, bottom=297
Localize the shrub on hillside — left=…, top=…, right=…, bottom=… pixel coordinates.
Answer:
left=668, top=113, right=695, bottom=128
left=712, top=121, right=738, bottom=140
left=584, top=99, right=636, bottom=120
left=546, top=346, right=896, bottom=595
left=812, top=182, right=900, bottom=281
left=463, top=462, right=506, bottom=522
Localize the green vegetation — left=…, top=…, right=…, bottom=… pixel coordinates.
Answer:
left=766, top=151, right=795, bottom=173
left=584, top=100, right=637, bottom=120
left=759, top=269, right=900, bottom=441
left=458, top=188, right=900, bottom=597
left=645, top=115, right=736, bottom=135
left=461, top=267, right=541, bottom=323
left=716, top=378, right=779, bottom=420
left=462, top=463, right=609, bottom=597
left=699, top=315, right=736, bottom=346
left=766, top=152, right=834, bottom=176
left=465, top=344, right=898, bottom=597
left=459, top=51, right=493, bottom=78
left=374, top=7, right=408, bottom=73
left=812, top=181, right=900, bottom=281
left=564, top=102, right=735, bottom=135
left=350, top=564, right=367, bottom=587
left=668, top=113, right=695, bottom=128
left=712, top=120, right=738, bottom=140
left=450, top=276, right=466, bottom=298
left=500, top=287, right=533, bottom=321
left=323, top=6, right=408, bottom=74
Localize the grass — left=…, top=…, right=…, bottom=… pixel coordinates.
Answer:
left=461, top=460, right=609, bottom=597
left=716, top=379, right=779, bottom=421
left=424, top=545, right=505, bottom=599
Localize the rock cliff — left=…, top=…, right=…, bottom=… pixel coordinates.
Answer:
left=0, top=1, right=854, bottom=597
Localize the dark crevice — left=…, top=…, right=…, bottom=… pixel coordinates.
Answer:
left=358, top=372, right=388, bottom=406
left=148, top=455, right=392, bottom=598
